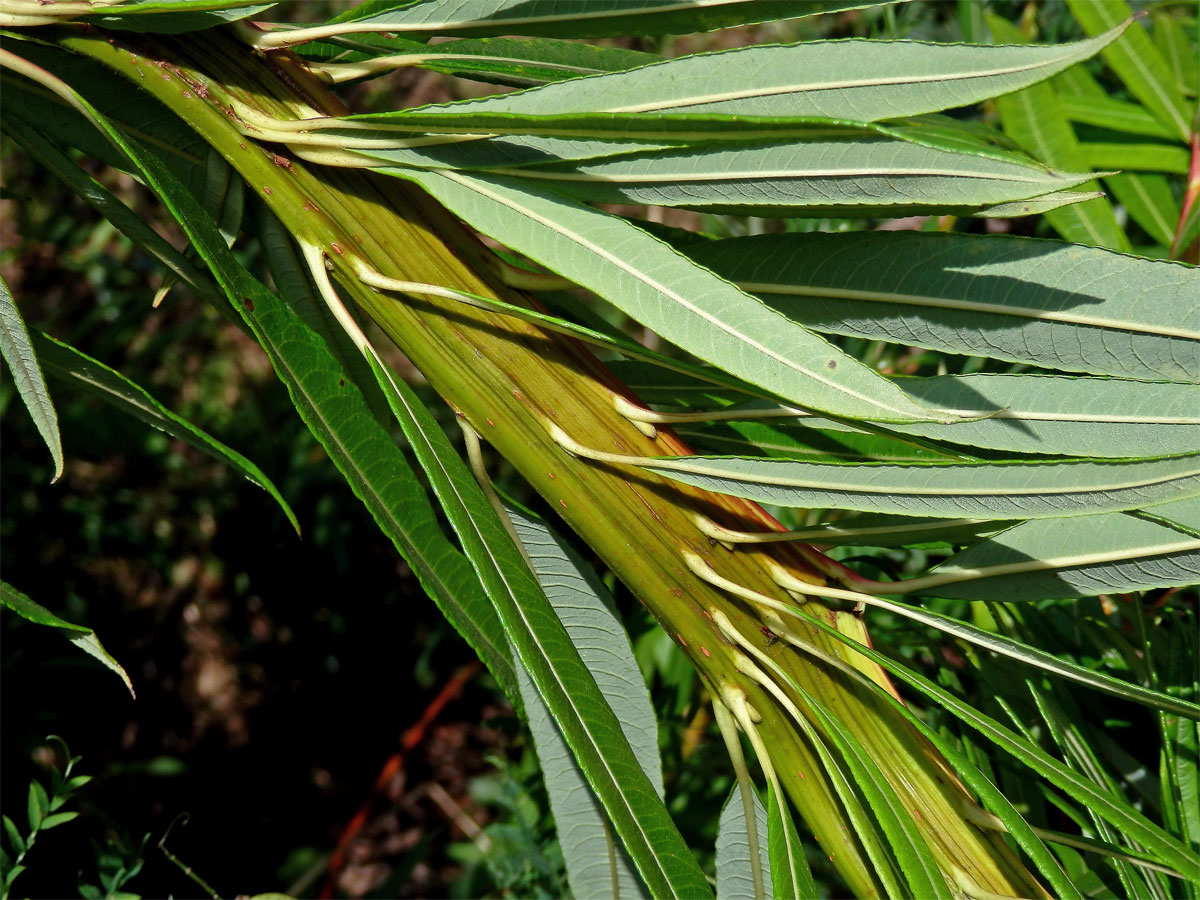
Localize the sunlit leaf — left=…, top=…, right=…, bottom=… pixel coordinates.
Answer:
left=987, top=15, right=1127, bottom=250
left=272, top=0, right=883, bottom=42
left=686, top=231, right=1200, bottom=382
left=390, top=24, right=1125, bottom=121
left=613, top=451, right=1200, bottom=519
left=1066, top=0, right=1193, bottom=142
left=387, top=169, right=945, bottom=424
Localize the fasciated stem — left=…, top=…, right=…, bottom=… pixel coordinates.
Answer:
left=46, top=27, right=1048, bottom=900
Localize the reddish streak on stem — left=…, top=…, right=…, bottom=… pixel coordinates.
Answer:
left=1170, top=129, right=1200, bottom=261
left=320, top=661, right=482, bottom=898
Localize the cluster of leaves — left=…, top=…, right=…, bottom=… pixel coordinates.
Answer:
left=0, top=0, right=1197, bottom=898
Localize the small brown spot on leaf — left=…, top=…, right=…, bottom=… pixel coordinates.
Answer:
left=826, top=358, right=837, bottom=369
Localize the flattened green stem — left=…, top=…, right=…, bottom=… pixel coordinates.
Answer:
left=53, top=29, right=1051, bottom=898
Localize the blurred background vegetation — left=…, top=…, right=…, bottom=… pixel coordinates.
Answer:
left=2, top=1, right=1194, bottom=897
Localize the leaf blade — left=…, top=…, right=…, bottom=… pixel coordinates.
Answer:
left=507, top=505, right=656, bottom=900
left=685, top=231, right=1200, bottom=382
left=0, top=581, right=134, bottom=697
left=716, top=786, right=772, bottom=900
left=382, top=168, right=951, bottom=424
left=0, top=274, right=62, bottom=481
left=32, top=330, right=300, bottom=535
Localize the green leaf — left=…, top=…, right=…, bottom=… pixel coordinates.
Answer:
left=506, top=505, right=654, bottom=900
left=0, top=581, right=135, bottom=697
left=781, top=603, right=1200, bottom=881
left=894, top=502, right=1200, bottom=603
left=80, top=2, right=276, bottom=33
left=1152, top=12, right=1199, bottom=101
left=32, top=330, right=299, bottom=534
left=987, top=15, right=1127, bottom=250
left=26, top=781, right=47, bottom=834
left=2, top=816, right=25, bottom=857
left=1057, top=94, right=1178, bottom=140
left=255, top=205, right=393, bottom=428
left=382, top=169, right=953, bottom=425
left=458, top=138, right=1098, bottom=218
left=300, top=34, right=658, bottom=89
left=889, top=374, right=1200, bottom=458
left=304, top=0, right=880, bottom=40
left=1106, top=173, right=1180, bottom=247
left=684, top=231, right=1200, bottom=382
left=389, top=24, right=1125, bottom=122
left=345, top=108, right=886, bottom=147
left=37, top=812, right=78, bottom=831
left=716, top=786, right=772, bottom=900
left=360, top=352, right=710, bottom=899
left=0, top=274, right=62, bottom=481
left=54, top=72, right=520, bottom=703
left=1080, top=141, right=1190, bottom=175
left=675, top=420, right=954, bottom=464
left=710, top=511, right=1015, bottom=549
left=1066, top=0, right=1193, bottom=142
left=765, top=782, right=815, bottom=900
left=610, top=451, right=1200, bottom=520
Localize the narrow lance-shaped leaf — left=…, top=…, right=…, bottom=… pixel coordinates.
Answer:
left=899, top=501, right=1200, bottom=602
left=987, top=15, right=1128, bottom=251
left=716, top=786, right=773, bottom=900
left=1105, top=173, right=1180, bottom=249
left=0, top=274, right=63, bottom=481
left=451, top=138, right=1100, bottom=218
left=0, top=581, right=133, bottom=697
left=299, top=34, right=659, bottom=89
left=382, top=168, right=952, bottom=425
left=685, top=231, right=1200, bottom=383
left=32, top=330, right=299, bottom=535
left=79, top=2, right=277, bottom=33
left=889, top=374, right=1200, bottom=458
left=1056, top=94, right=1177, bottom=140
left=43, top=65, right=521, bottom=701
left=263, top=0, right=879, bottom=44
left=382, top=23, right=1126, bottom=122
left=507, top=505, right=655, bottom=900
left=360, top=351, right=710, bottom=899
left=1065, top=0, right=1193, bottom=143
left=1151, top=12, right=1199, bottom=101
left=777, top=600, right=1200, bottom=880
left=744, top=651, right=954, bottom=900
left=766, top=781, right=816, bottom=900
left=592, top=450, right=1200, bottom=520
